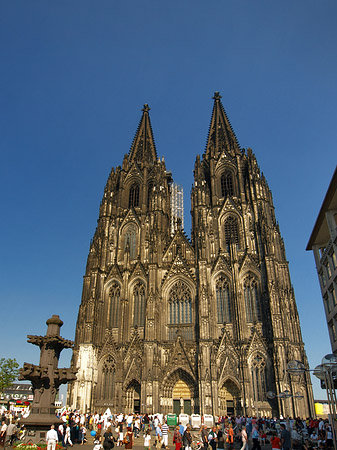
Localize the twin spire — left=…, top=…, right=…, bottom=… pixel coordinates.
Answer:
left=128, top=92, right=240, bottom=166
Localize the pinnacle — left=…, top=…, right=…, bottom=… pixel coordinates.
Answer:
left=204, top=91, right=240, bottom=159
left=128, top=104, right=158, bottom=166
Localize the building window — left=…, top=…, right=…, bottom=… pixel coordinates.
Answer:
left=133, top=282, right=146, bottom=326
left=216, top=277, right=232, bottom=323
left=108, top=283, right=120, bottom=328
left=221, top=171, right=234, bottom=198
left=325, top=261, right=332, bottom=279
left=330, top=285, right=337, bottom=307
left=331, top=251, right=337, bottom=270
left=244, top=277, right=261, bottom=322
left=168, top=280, right=192, bottom=324
left=124, top=225, right=137, bottom=259
left=320, top=270, right=327, bottom=288
left=129, top=183, right=140, bottom=208
left=251, top=355, right=266, bottom=401
left=224, top=216, right=240, bottom=248
left=324, top=293, right=331, bottom=314
left=329, top=320, right=337, bottom=342
left=99, top=355, right=115, bottom=400
left=147, top=182, right=154, bottom=208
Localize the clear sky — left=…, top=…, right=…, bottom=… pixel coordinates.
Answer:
left=1, top=0, right=336, bottom=403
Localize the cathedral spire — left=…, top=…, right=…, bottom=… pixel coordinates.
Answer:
left=128, top=104, right=158, bottom=166
left=205, top=92, right=240, bottom=159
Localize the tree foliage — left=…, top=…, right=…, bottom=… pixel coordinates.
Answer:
left=0, top=358, right=20, bottom=393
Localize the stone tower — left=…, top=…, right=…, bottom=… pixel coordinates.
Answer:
left=68, top=94, right=314, bottom=418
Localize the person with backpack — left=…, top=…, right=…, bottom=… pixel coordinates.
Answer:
left=123, top=427, right=134, bottom=450
left=103, top=427, right=115, bottom=450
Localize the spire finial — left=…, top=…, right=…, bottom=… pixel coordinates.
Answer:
left=212, top=92, right=222, bottom=100
left=142, top=104, right=150, bottom=112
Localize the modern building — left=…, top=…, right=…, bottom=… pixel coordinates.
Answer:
left=307, top=166, right=337, bottom=353
left=68, top=93, right=314, bottom=418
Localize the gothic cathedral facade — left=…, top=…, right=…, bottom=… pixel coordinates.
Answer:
left=68, top=93, right=314, bottom=418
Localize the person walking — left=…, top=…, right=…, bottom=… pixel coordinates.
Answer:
left=46, top=425, right=59, bottom=450
left=161, top=421, right=171, bottom=450
left=144, top=429, right=151, bottom=450
left=251, top=426, right=261, bottom=450
left=103, top=426, right=115, bottom=450
left=183, top=426, right=192, bottom=450
left=240, top=426, right=248, bottom=450
left=124, top=426, right=134, bottom=450
left=280, top=424, right=291, bottom=450
left=65, top=424, right=73, bottom=447
left=173, top=426, right=182, bottom=450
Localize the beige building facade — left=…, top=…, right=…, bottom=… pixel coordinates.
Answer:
left=68, top=93, right=314, bottom=417
left=307, top=167, right=337, bottom=353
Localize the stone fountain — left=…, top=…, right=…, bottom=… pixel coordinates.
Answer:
left=19, top=315, right=77, bottom=442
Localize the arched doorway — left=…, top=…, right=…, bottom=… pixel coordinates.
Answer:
left=161, top=368, right=198, bottom=415
left=172, top=379, right=191, bottom=415
left=219, top=379, right=241, bottom=416
left=125, top=380, right=141, bottom=413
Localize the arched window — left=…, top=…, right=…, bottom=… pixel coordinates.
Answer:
left=108, top=283, right=120, bottom=328
left=221, top=171, right=234, bottom=198
left=224, top=216, right=240, bottom=248
left=169, top=280, right=192, bottom=324
left=216, top=277, right=232, bottom=323
left=133, top=282, right=146, bottom=326
left=147, top=182, right=154, bottom=208
left=124, top=225, right=137, bottom=259
left=99, top=355, right=115, bottom=400
left=251, top=354, right=266, bottom=401
left=129, top=183, right=140, bottom=208
left=244, top=277, right=261, bottom=322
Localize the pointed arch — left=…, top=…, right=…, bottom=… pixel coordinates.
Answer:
left=224, top=215, right=240, bottom=248
left=243, top=275, right=261, bottom=322
left=124, top=223, right=137, bottom=259
left=97, top=355, right=115, bottom=401
left=221, top=170, right=234, bottom=198
left=133, top=281, right=146, bottom=326
left=168, top=280, right=192, bottom=324
left=250, top=354, right=267, bottom=401
left=129, top=183, right=140, bottom=208
left=215, top=275, right=232, bottom=323
left=108, top=282, right=121, bottom=328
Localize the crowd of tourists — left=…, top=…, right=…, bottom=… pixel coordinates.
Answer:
left=0, top=409, right=335, bottom=450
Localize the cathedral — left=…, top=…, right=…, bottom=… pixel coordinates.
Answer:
left=68, top=93, right=314, bottom=418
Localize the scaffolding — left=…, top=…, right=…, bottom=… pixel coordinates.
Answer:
left=171, top=183, right=184, bottom=235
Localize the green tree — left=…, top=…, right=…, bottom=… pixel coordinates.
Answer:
left=0, top=358, right=20, bottom=394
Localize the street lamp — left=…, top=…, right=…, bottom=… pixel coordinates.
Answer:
left=286, top=356, right=337, bottom=450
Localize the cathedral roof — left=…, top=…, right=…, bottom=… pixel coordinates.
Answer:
left=128, top=104, right=158, bottom=166
left=204, top=92, right=240, bottom=159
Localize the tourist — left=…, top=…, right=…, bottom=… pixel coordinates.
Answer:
left=80, top=424, right=87, bottom=445
left=103, top=426, right=115, bottom=450
left=46, top=425, right=59, bottom=450
left=183, top=425, right=192, bottom=450
left=201, top=425, right=209, bottom=450
left=226, top=424, right=234, bottom=449
left=251, top=425, right=261, bottom=450
left=240, top=426, right=249, bottom=450
left=0, top=421, right=7, bottom=448
left=123, top=426, right=134, bottom=450
left=161, top=421, right=171, bottom=449
left=117, top=422, right=124, bottom=446
left=5, top=421, right=17, bottom=446
left=270, top=431, right=281, bottom=450
left=65, top=424, right=73, bottom=447
left=280, top=424, right=291, bottom=450
left=144, top=429, right=151, bottom=450
left=216, top=425, right=224, bottom=450
left=208, top=426, right=217, bottom=450
left=173, top=425, right=182, bottom=450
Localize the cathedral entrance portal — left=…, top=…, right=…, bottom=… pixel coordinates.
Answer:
left=219, top=379, right=241, bottom=416
left=125, top=380, right=141, bottom=414
left=162, top=369, right=197, bottom=415
left=173, top=380, right=191, bottom=415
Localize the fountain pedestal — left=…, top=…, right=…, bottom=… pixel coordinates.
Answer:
left=19, top=315, right=77, bottom=442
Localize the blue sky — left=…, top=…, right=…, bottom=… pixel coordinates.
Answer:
left=1, top=0, right=336, bottom=402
